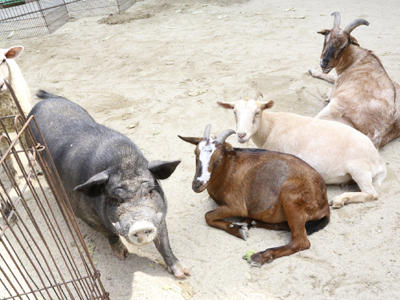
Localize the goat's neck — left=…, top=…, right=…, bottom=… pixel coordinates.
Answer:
left=251, top=112, right=272, bottom=148
left=335, top=44, right=370, bottom=75
left=207, top=158, right=234, bottom=199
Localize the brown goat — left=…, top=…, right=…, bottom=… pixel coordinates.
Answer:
left=179, top=124, right=330, bottom=265
left=309, top=12, right=400, bottom=149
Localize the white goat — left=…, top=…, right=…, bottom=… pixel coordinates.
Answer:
left=309, top=12, right=400, bottom=149
left=218, top=92, right=387, bottom=208
left=0, top=46, right=32, bottom=178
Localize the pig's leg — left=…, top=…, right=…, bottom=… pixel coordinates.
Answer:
left=107, top=234, right=129, bottom=260
left=153, top=222, right=191, bottom=279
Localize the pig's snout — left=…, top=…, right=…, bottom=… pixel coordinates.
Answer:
left=128, top=221, right=157, bottom=246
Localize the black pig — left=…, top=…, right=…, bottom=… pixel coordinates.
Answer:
left=28, top=90, right=190, bottom=279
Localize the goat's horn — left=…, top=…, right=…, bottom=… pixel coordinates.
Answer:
left=215, top=129, right=236, bottom=144
left=241, top=90, right=246, bottom=100
left=252, top=91, right=264, bottom=100
left=331, top=11, right=341, bottom=30
left=344, top=19, right=369, bottom=34
left=203, top=124, right=211, bottom=140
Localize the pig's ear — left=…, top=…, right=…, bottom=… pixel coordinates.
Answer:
left=74, top=170, right=109, bottom=197
left=148, top=160, right=181, bottom=180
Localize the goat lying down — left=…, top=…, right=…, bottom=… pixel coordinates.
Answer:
left=309, top=12, right=400, bottom=149
left=218, top=92, right=387, bottom=208
left=179, top=125, right=330, bottom=266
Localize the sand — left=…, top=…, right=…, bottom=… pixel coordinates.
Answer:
left=2, top=0, right=400, bottom=299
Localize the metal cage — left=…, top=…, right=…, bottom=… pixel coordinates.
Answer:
left=0, top=80, right=110, bottom=300
left=0, top=0, right=135, bottom=40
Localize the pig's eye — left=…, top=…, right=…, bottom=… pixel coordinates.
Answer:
left=149, top=188, right=157, bottom=197
left=109, top=197, right=123, bottom=206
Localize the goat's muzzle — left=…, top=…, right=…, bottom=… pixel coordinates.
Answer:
left=192, top=180, right=208, bottom=193
left=320, top=59, right=333, bottom=73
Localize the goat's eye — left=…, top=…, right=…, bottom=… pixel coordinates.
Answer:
left=1, top=59, right=5, bottom=64
left=109, top=197, right=123, bottom=206
left=254, top=112, right=260, bottom=117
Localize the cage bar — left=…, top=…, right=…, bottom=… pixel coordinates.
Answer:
left=0, top=0, right=135, bottom=40
left=0, top=79, right=110, bottom=300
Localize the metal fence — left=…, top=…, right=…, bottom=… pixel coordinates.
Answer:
left=0, top=0, right=135, bottom=40
left=0, top=80, right=110, bottom=299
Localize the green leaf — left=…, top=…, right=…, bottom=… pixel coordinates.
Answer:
left=242, top=250, right=254, bottom=263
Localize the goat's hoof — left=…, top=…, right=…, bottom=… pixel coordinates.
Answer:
left=308, top=69, right=317, bottom=77
left=330, top=198, right=345, bottom=208
left=239, top=228, right=249, bottom=241
left=250, top=260, right=262, bottom=267
left=234, top=222, right=249, bottom=240
left=250, top=251, right=272, bottom=266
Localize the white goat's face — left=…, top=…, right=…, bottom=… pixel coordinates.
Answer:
left=233, top=100, right=262, bottom=143
left=0, top=46, right=24, bottom=92
left=218, top=99, right=272, bottom=144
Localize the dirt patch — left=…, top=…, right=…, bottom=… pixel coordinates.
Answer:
left=3, top=0, right=400, bottom=299
left=98, top=11, right=153, bottom=25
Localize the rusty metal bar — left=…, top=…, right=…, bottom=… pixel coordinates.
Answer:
left=0, top=77, right=110, bottom=299
left=26, top=114, right=110, bottom=299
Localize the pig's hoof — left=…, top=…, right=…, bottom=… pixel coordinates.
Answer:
left=170, top=261, right=191, bottom=279
left=109, top=237, right=129, bottom=260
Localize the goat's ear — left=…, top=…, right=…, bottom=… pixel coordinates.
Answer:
left=261, top=100, right=274, bottom=110
left=178, top=135, right=202, bottom=145
left=74, top=170, right=109, bottom=197
left=217, top=102, right=235, bottom=109
left=227, top=149, right=236, bottom=157
left=5, top=46, right=24, bottom=59
left=225, top=143, right=234, bottom=151
left=317, top=29, right=330, bottom=36
left=148, top=160, right=180, bottom=180
left=349, top=35, right=360, bottom=46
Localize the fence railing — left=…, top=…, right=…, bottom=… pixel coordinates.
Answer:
left=0, top=79, right=110, bottom=300
left=0, top=0, right=134, bottom=40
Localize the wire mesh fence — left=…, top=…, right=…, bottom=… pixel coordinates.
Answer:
left=0, top=79, right=110, bottom=299
left=0, top=0, right=135, bottom=40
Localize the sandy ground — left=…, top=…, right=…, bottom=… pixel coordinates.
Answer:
left=2, top=0, right=400, bottom=299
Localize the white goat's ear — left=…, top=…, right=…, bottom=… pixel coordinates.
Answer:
left=261, top=100, right=274, bottom=110
left=217, top=102, right=235, bottom=109
left=5, top=46, right=24, bottom=59
left=317, top=29, right=330, bottom=35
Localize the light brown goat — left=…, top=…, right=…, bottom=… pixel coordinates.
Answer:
left=309, top=12, right=400, bottom=149
left=179, top=125, right=330, bottom=266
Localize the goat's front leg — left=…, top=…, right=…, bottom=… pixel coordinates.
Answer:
left=308, top=69, right=337, bottom=83
left=205, top=206, right=249, bottom=240
left=251, top=213, right=310, bottom=265
left=331, top=171, right=378, bottom=208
